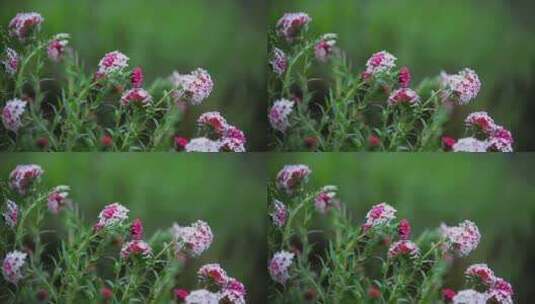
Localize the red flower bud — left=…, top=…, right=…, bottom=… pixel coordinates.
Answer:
left=399, top=66, right=411, bottom=88
left=174, top=288, right=189, bottom=301
left=368, top=134, right=380, bottom=147
left=368, top=286, right=381, bottom=299
left=442, top=288, right=457, bottom=302
left=101, top=135, right=113, bottom=148
left=174, top=136, right=189, bottom=151
left=131, top=67, right=144, bottom=88
left=100, top=287, right=113, bottom=300
left=441, top=136, right=457, bottom=151
left=398, top=219, right=411, bottom=240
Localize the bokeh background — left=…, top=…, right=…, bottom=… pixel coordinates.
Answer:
left=0, top=0, right=268, bottom=150
left=0, top=153, right=268, bottom=303
left=269, top=153, right=535, bottom=302
left=270, top=0, right=535, bottom=150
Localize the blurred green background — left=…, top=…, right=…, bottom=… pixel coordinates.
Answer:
left=270, top=0, right=535, bottom=150
left=0, top=153, right=268, bottom=303
left=0, top=0, right=268, bottom=150
left=269, top=153, right=535, bottom=302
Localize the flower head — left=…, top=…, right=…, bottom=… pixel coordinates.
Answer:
left=2, top=199, right=19, bottom=228
left=387, top=88, right=420, bottom=106
left=96, top=51, right=129, bottom=78
left=47, top=33, right=70, bottom=62
left=276, top=164, right=312, bottom=195
left=120, top=88, right=152, bottom=106
left=452, top=289, right=487, bottom=304
left=2, top=250, right=27, bottom=284
left=440, top=220, right=480, bottom=257
left=8, top=12, right=44, bottom=41
left=174, top=288, right=190, bottom=301
left=131, top=67, right=144, bottom=88
left=362, top=202, right=397, bottom=231
left=219, top=288, right=246, bottom=304
left=442, top=288, right=457, bottom=303
left=465, top=264, right=495, bottom=286
left=314, top=33, right=337, bottom=62
left=130, top=218, right=144, bottom=240
left=398, top=219, right=411, bottom=240
left=314, top=185, right=340, bottom=214
left=465, top=112, right=495, bottom=134
left=270, top=48, right=288, bottom=76
left=442, top=136, right=457, bottom=151
left=9, top=164, right=44, bottom=195
left=174, top=136, right=189, bottom=151
left=47, top=185, right=72, bottom=214
left=184, top=289, right=219, bottom=304
left=365, top=51, right=397, bottom=76
left=388, top=240, right=420, bottom=259
left=398, top=66, right=411, bottom=88
left=198, top=263, right=229, bottom=287
left=269, top=250, right=294, bottom=284
left=172, top=220, right=213, bottom=257
left=276, top=12, right=312, bottom=42
left=487, top=277, right=514, bottom=304
left=2, top=48, right=20, bottom=76
left=170, top=68, right=213, bottom=105
left=452, top=137, right=488, bottom=152
left=198, top=111, right=228, bottom=135
left=120, top=240, right=152, bottom=259
left=2, top=99, right=27, bottom=133
left=185, top=137, right=221, bottom=152
left=269, top=99, right=294, bottom=133
left=225, top=277, right=247, bottom=298
left=93, top=203, right=130, bottom=231
left=487, top=126, right=514, bottom=152
left=271, top=199, right=288, bottom=228
left=218, top=137, right=246, bottom=152
left=441, top=68, right=481, bottom=105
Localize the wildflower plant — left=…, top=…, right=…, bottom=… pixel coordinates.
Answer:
left=268, top=164, right=514, bottom=303
left=0, top=164, right=247, bottom=303
left=268, top=12, right=514, bottom=152
left=0, top=11, right=246, bottom=152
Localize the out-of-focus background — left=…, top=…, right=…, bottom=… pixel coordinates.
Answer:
left=0, top=0, right=268, bottom=150
left=0, top=153, right=268, bottom=303
left=270, top=0, right=535, bottom=150
left=269, top=154, right=535, bottom=302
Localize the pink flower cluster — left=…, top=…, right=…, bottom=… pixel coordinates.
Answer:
left=194, top=264, right=246, bottom=304
left=269, top=98, right=295, bottom=133
left=2, top=199, right=19, bottom=229
left=47, top=33, right=70, bottom=62
left=9, top=164, right=44, bottom=195
left=2, top=48, right=20, bottom=76
left=452, top=289, right=488, bottom=304
left=271, top=199, right=288, bottom=228
left=120, top=218, right=152, bottom=259
left=440, top=220, right=480, bottom=257
left=2, top=98, right=27, bottom=133
left=170, top=68, right=214, bottom=105
left=387, top=240, right=420, bottom=259
left=95, top=51, right=129, bottom=78
left=270, top=48, right=288, bottom=76
left=314, top=33, right=337, bottom=62
left=441, top=68, right=481, bottom=105
left=398, top=66, right=411, bottom=88
left=362, top=202, right=397, bottom=231
left=314, top=185, right=340, bottom=214
left=2, top=250, right=27, bottom=284
left=398, top=219, right=411, bottom=240
left=387, top=88, right=420, bottom=106
left=364, top=51, right=397, bottom=77
left=187, top=112, right=246, bottom=152
left=93, top=202, right=130, bottom=232
left=47, top=185, right=72, bottom=214
left=276, top=12, right=312, bottom=42
left=268, top=250, right=295, bottom=284
left=276, top=164, right=312, bottom=195
left=172, top=220, right=213, bottom=257
left=8, top=12, right=44, bottom=41
left=452, top=111, right=514, bottom=152
left=120, top=88, right=152, bottom=106
left=460, top=264, right=514, bottom=304
left=184, top=289, right=220, bottom=304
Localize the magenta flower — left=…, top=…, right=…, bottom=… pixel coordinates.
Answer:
left=314, top=185, right=340, bottom=214
left=2, top=250, right=27, bottom=284
left=442, top=136, right=457, bottom=152
left=174, top=288, right=190, bottom=301
left=2, top=48, right=20, bottom=76
left=47, top=185, right=72, bottom=214
left=169, top=68, right=213, bottom=105
left=218, top=137, right=246, bottom=152
left=387, top=88, right=420, bottom=106
left=270, top=48, right=288, bottom=76
left=8, top=12, right=44, bottom=41
left=314, top=33, right=337, bottom=62
left=365, top=51, right=397, bottom=76
left=398, top=219, right=411, bottom=240
left=441, top=68, right=481, bottom=105
left=440, top=220, right=480, bottom=257
left=172, top=220, right=213, bottom=257
left=398, top=66, right=411, bottom=88
left=387, top=240, right=420, bottom=259
left=269, top=99, right=294, bottom=133
left=93, top=203, right=130, bottom=231
left=276, top=12, right=312, bottom=42
left=225, top=277, right=247, bottom=298
left=120, top=240, right=152, bottom=259
left=198, top=263, right=229, bottom=287
left=198, top=111, right=229, bottom=135
left=130, top=218, right=144, bottom=240
left=270, top=199, right=288, bottom=228
left=465, top=112, right=495, bottom=134
left=488, top=125, right=514, bottom=152
left=276, top=164, right=312, bottom=195
left=269, top=250, right=294, bottom=284
left=120, top=88, right=152, bottom=106
left=131, top=67, right=144, bottom=88
left=219, top=288, right=246, bottom=304
left=9, top=164, right=44, bottom=195
left=362, top=202, right=397, bottom=231
left=2, top=199, right=19, bottom=228
left=2, top=99, right=27, bottom=133
left=487, top=277, right=514, bottom=304
left=47, top=33, right=70, bottom=62
left=465, top=264, right=495, bottom=286
left=96, top=51, right=129, bottom=78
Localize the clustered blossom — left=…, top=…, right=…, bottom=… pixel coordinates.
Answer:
left=189, top=112, right=247, bottom=153
left=440, top=220, right=480, bottom=257
left=196, top=264, right=247, bottom=304
left=452, top=137, right=488, bottom=152
left=184, top=137, right=221, bottom=152
left=9, top=164, right=44, bottom=195
left=47, top=185, right=72, bottom=214
left=362, top=202, right=397, bottom=231
left=95, top=51, right=129, bottom=78
left=465, top=263, right=495, bottom=286
left=387, top=88, right=420, bottom=106
left=269, top=250, right=294, bottom=284
left=169, top=68, right=213, bottom=105
left=398, top=66, right=411, bottom=88
left=269, top=98, right=294, bottom=133
left=120, top=240, right=152, bottom=259
left=93, top=203, right=130, bottom=231
left=270, top=199, right=288, bottom=228
left=465, top=111, right=495, bottom=134
left=387, top=240, right=420, bottom=259
left=276, top=164, right=312, bottom=195
left=441, top=68, right=481, bottom=105
left=130, top=218, right=144, bottom=240
left=314, top=33, right=337, bottom=62
left=2, top=199, right=19, bottom=228
left=2, top=48, right=20, bottom=76
left=198, top=263, right=228, bottom=287
left=276, top=12, right=312, bottom=42
left=270, top=48, right=288, bottom=76
left=314, top=185, right=340, bottom=214
left=47, top=33, right=70, bottom=62
left=172, top=220, right=213, bottom=257
left=120, top=88, right=152, bottom=106
left=2, top=99, right=27, bottom=133
left=8, top=12, right=44, bottom=41
left=364, top=51, right=397, bottom=77
left=398, top=219, right=411, bottom=240
left=488, top=278, right=514, bottom=304
left=130, top=67, right=144, bottom=88
left=452, top=289, right=488, bottom=304
left=454, top=113, right=514, bottom=152
left=2, top=250, right=27, bottom=284
left=198, top=112, right=228, bottom=135
left=184, top=289, right=220, bottom=304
